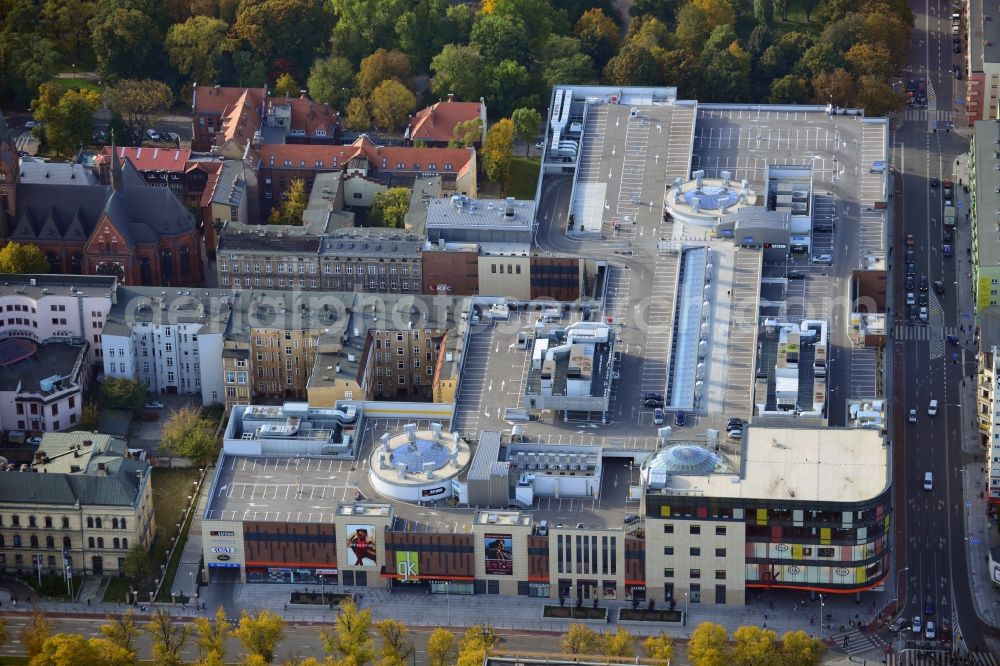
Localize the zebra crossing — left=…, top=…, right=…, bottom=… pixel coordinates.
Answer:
left=894, top=325, right=960, bottom=341
left=829, top=629, right=879, bottom=655
left=887, top=650, right=1000, bottom=665
left=902, top=109, right=955, bottom=122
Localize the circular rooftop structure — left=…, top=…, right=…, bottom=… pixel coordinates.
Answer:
left=664, top=175, right=758, bottom=227
left=368, top=424, right=471, bottom=502
left=0, top=338, right=37, bottom=366
left=640, top=444, right=733, bottom=489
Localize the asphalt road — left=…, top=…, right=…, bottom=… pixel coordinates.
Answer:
left=880, top=0, right=991, bottom=656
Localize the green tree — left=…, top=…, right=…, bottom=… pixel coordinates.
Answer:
left=232, top=610, right=285, bottom=665
left=344, top=97, right=372, bottom=132
left=321, top=600, right=374, bottom=664
left=487, top=0, right=569, bottom=46
left=89, top=3, right=165, bottom=80
left=543, top=53, right=596, bottom=88
left=660, top=49, right=702, bottom=99
left=630, top=0, right=682, bottom=22
left=574, top=8, right=620, bottom=68
left=773, top=0, right=788, bottom=19
left=395, top=0, right=451, bottom=72
left=687, top=622, right=730, bottom=666
left=449, top=118, right=483, bottom=148
left=511, top=107, right=542, bottom=156
left=845, top=42, right=894, bottom=79
left=273, top=73, right=300, bottom=98
left=32, top=84, right=102, bottom=156
left=369, top=188, right=411, bottom=229
left=2, top=35, right=61, bottom=106
left=99, top=611, right=140, bottom=662
left=122, top=543, right=152, bottom=583
left=30, top=633, right=101, bottom=666
left=776, top=629, right=825, bottom=665
left=753, top=0, right=773, bottom=24
left=103, top=79, right=174, bottom=142
left=233, top=50, right=267, bottom=87
left=161, top=404, right=218, bottom=466
left=482, top=118, right=515, bottom=185
left=602, top=627, right=635, bottom=658
left=425, top=628, right=456, bottom=666
left=21, top=612, right=53, bottom=659
left=41, top=0, right=97, bottom=62
left=769, top=75, right=808, bottom=103
left=194, top=608, right=232, bottom=662
left=307, top=55, right=355, bottom=108
left=819, top=13, right=867, bottom=52
left=375, top=619, right=414, bottom=664
left=165, top=16, right=232, bottom=85
left=731, top=625, right=777, bottom=666
left=328, top=0, right=408, bottom=63
left=642, top=633, right=674, bottom=661
left=797, top=42, right=845, bottom=78
left=357, top=49, right=412, bottom=95
left=232, top=0, right=333, bottom=75
left=145, top=609, right=189, bottom=666
left=471, top=13, right=531, bottom=65
left=485, top=60, right=536, bottom=118
left=99, top=378, right=147, bottom=410
left=371, top=79, right=416, bottom=131
left=675, top=3, right=711, bottom=53
left=0, top=242, right=49, bottom=274
left=864, top=11, right=911, bottom=63
left=430, top=44, right=485, bottom=102
left=561, top=623, right=601, bottom=655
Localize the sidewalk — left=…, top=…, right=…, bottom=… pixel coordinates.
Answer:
left=170, top=468, right=212, bottom=599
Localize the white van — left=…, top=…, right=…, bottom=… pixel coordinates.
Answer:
left=928, top=399, right=938, bottom=416
left=923, top=472, right=933, bottom=491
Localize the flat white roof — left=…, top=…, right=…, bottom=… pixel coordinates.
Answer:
left=661, top=427, right=888, bottom=503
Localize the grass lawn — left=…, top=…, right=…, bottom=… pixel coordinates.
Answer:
left=102, top=576, right=132, bottom=603
left=49, top=77, right=101, bottom=94
left=773, top=0, right=823, bottom=37
left=507, top=157, right=541, bottom=199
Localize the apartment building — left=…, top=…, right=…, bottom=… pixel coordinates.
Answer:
left=977, top=309, right=1000, bottom=504
left=0, top=275, right=117, bottom=369
left=971, top=121, right=1000, bottom=309
left=100, top=288, right=227, bottom=406
left=0, top=432, right=154, bottom=577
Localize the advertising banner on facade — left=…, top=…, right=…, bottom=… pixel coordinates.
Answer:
left=396, top=551, right=419, bottom=581
left=484, top=533, right=513, bottom=575
left=346, top=525, right=377, bottom=566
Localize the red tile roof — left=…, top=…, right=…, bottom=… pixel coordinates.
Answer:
left=257, top=136, right=474, bottom=176
left=218, top=89, right=265, bottom=147
left=193, top=86, right=266, bottom=116
left=269, top=96, right=338, bottom=137
left=409, top=97, right=484, bottom=143
left=95, top=146, right=192, bottom=172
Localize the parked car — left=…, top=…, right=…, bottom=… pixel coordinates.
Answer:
left=653, top=408, right=665, bottom=425
left=145, top=128, right=161, bottom=141
left=727, top=417, right=743, bottom=428
left=812, top=254, right=833, bottom=264
left=642, top=392, right=664, bottom=401
left=943, top=244, right=953, bottom=257
left=26, top=436, right=43, bottom=446
left=144, top=400, right=164, bottom=409
left=643, top=397, right=664, bottom=408
left=943, top=229, right=952, bottom=242
left=674, top=411, right=686, bottom=427
left=787, top=271, right=805, bottom=279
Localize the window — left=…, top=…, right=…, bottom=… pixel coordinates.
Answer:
left=715, top=548, right=727, bottom=557
left=663, top=546, right=674, bottom=556
left=715, top=570, right=726, bottom=580
left=95, top=518, right=102, bottom=529
left=715, top=526, right=727, bottom=535
left=690, top=569, right=701, bottom=579
left=46, top=536, right=54, bottom=549
left=86, top=517, right=93, bottom=528
left=112, top=518, right=119, bottom=529
left=61, top=517, right=69, bottom=529
left=28, top=516, right=36, bottom=527
left=97, top=537, right=104, bottom=548
left=63, top=537, right=71, bottom=549
left=113, top=538, right=120, bottom=549
left=817, top=547, right=835, bottom=557
left=88, top=537, right=95, bottom=548
left=690, top=524, right=701, bottom=535
left=120, top=518, right=126, bottom=529
left=29, top=535, right=38, bottom=548
left=122, top=538, right=128, bottom=549
left=664, top=524, right=673, bottom=534
left=690, top=547, right=701, bottom=556
left=44, top=516, right=52, bottom=528
left=664, top=568, right=674, bottom=578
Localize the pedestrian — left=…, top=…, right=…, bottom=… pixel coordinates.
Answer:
left=764, top=613, right=768, bottom=620
left=810, top=617, right=814, bottom=625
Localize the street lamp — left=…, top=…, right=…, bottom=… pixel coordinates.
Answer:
left=891, top=567, right=910, bottom=605
left=683, top=592, right=689, bottom=627
left=819, top=594, right=824, bottom=640
left=445, top=580, right=451, bottom=626
left=319, top=574, right=325, bottom=606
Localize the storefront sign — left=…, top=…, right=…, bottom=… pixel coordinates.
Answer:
left=210, top=531, right=235, bottom=537
left=421, top=487, right=446, bottom=497
left=316, top=568, right=338, bottom=575
left=396, top=551, right=419, bottom=581
left=211, top=547, right=235, bottom=553
left=484, top=533, right=513, bottom=576
left=216, top=554, right=231, bottom=561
